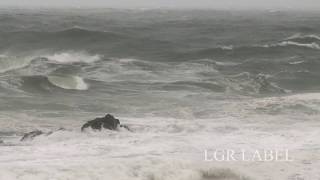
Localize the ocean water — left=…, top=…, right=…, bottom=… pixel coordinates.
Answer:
left=0, top=9, right=320, bottom=180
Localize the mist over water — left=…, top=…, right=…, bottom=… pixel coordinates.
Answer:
left=0, top=9, right=320, bottom=180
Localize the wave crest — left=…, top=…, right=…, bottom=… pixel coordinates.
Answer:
left=285, top=33, right=320, bottom=43
left=45, top=51, right=102, bottom=64
left=272, top=41, right=320, bottom=50
left=0, top=51, right=102, bottom=74
left=47, top=75, right=88, bottom=90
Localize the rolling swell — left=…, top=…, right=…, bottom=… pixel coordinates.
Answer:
left=0, top=50, right=318, bottom=96
left=0, top=27, right=177, bottom=60
left=1, top=28, right=320, bottom=61
left=0, top=28, right=128, bottom=52
left=1, top=30, right=320, bottom=95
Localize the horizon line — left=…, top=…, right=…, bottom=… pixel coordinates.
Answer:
left=0, top=5, right=320, bottom=12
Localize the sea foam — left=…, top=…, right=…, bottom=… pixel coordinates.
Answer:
left=45, top=51, right=102, bottom=64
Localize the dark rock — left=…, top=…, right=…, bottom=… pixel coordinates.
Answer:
left=120, top=124, right=132, bottom=132
left=20, top=128, right=67, bottom=141
left=20, top=130, right=45, bottom=141
left=81, top=114, right=120, bottom=131
left=0, top=139, right=3, bottom=144
left=57, top=127, right=67, bottom=131
left=81, top=114, right=123, bottom=132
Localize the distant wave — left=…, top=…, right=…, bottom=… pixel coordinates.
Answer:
left=2, top=27, right=127, bottom=41
left=196, top=34, right=320, bottom=57
left=289, top=60, right=305, bottom=65
left=219, top=45, right=234, bottom=50
left=1, top=27, right=130, bottom=53
left=49, top=27, right=128, bottom=42
left=285, top=33, right=320, bottom=42
left=4, top=28, right=319, bottom=64
left=53, top=27, right=126, bottom=39
left=258, top=34, right=320, bottom=50
left=265, top=41, right=320, bottom=50
left=185, top=34, right=320, bottom=59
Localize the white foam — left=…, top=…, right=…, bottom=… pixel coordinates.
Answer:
left=289, top=60, right=305, bottom=65
left=45, top=51, right=102, bottom=64
left=220, top=45, right=234, bottom=50
left=0, top=114, right=319, bottom=180
left=262, top=41, right=320, bottom=50
left=306, top=34, right=320, bottom=40
left=277, top=41, right=320, bottom=50
left=215, top=61, right=240, bottom=66
left=286, top=34, right=320, bottom=41
left=0, top=54, right=33, bottom=74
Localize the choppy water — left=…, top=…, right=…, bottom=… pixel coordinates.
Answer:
left=0, top=9, right=320, bottom=180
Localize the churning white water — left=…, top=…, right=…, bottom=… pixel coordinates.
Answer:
left=0, top=9, right=320, bottom=180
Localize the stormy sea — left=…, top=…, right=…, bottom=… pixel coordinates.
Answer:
left=0, top=8, right=319, bottom=180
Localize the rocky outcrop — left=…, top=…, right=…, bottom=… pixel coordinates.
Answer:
left=81, top=114, right=131, bottom=132
left=81, top=114, right=120, bottom=131
left=20, top=114, right=130, bottom=141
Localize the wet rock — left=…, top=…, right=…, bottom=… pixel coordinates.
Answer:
left=81, top=114, right=130, bottom=131
left=20, top=128, right=67, bottom=141
left=119, top=124, right=132, bottom=132
left=20, top=130, right=45, bottom=141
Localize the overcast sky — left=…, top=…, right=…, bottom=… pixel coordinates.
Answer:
left=0, top=0, right=319, bottom=10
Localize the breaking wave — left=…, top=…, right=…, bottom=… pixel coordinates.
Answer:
left=0, top=51, right=100, bottom=93
left=0, top=51, right=102, bottom=73
left=47, top=75, right=88, bottom=90
left=285, top=33, right=320, bottom=43
left=17, top=75, right=89, bottom=93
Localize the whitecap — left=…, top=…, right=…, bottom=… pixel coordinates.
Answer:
left=0, top=54, right=33, bottom=74
left=285, top=34, right=320, bottom=41
left=289, top=60, right=305, bottom=65
left=45, top=51, right=102, bottom=64
left=215, top=61, right=240, bottom=66
left=220, top=45, right=234, bottom=50
left=277, top=41, right=320, bottom=50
